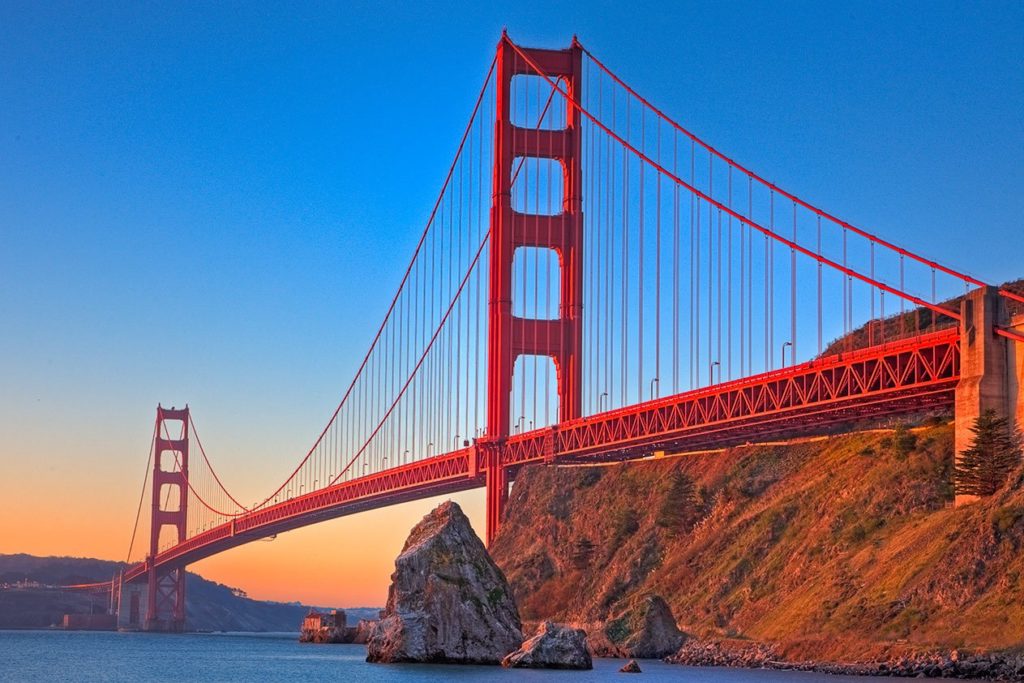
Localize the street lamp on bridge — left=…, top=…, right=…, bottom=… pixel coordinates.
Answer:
left=782, top=341, right=793, bottom=368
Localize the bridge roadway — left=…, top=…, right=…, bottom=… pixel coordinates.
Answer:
left=123, top=328, right=959, bottom=583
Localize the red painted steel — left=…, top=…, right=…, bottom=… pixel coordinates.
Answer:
left=505, top=39, right=962, bottom=325
left=124, top=447, right=479, bottom=583
left=576, top=38, right=1006, bottom=310
left=146, top=405, right=189, bottom=632
left=103, top=38, right=1022, bottom=636
left=485, top=35, right=583, bottom=544
left=121, top=330, right=959, bottom=585
left=505, top=328, right=958, bottom=466
left=996, top=326, right=1024, bottom=344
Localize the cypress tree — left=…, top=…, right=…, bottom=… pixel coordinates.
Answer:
left=656, top=468, right=697, bottom=532
left=955, top=409, right=1022, bottom=496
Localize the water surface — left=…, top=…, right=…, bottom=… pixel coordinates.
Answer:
left=0, top=630, right=938, bottom=682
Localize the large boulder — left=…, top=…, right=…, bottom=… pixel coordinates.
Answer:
left=366, top=501, right=522, bottom=664
left=502, top=621, right=593, bottom=669
left=604, top=595, right=685, bottom=658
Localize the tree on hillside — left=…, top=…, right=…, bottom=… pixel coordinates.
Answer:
left=656, top=469, right=698, bottom=533
left=955, top=409, right=1022, bottom=496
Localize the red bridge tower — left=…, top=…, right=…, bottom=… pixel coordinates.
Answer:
left=146, top=404, right=189, bottom=632
left=485, top=35, right=583, bottom=544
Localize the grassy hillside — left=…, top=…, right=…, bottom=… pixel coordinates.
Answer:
left=820, top=277, right=1024, bottom=357
left=490, top=423, right=1024, bottom=661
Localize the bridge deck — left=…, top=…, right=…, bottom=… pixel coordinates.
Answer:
left=123, top=329, right=958, bottom=583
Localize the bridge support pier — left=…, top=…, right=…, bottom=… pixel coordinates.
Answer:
left=1010, top=313, right=1024, bottom=439
left=954, top=287, right=1022, bottom=505
left=116, top=576, right=146, bottom=631
left=485, top=453, right=508, bottom=546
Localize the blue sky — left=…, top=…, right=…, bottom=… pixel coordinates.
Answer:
left=1, top=1, right=1021, bottom=603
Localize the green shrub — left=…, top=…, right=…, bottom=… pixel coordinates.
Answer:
left=893, top=424, right=917, bottom=460
left=991, top=506, right=1023, bottom=536
left=956, top=410, right=1023, bottom=496
left=572, top=538, right=596, bottom=569
left=487, top=586, right=506, bottom=607
left=656, top=469, right=697, bottom=532
left=578, top=468, right=602, bottom=488
left=611, top=507, right=639, bottom=546
left=604, top=617, right=630, bottom=643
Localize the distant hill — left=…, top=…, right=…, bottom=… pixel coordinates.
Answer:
left=0, top=554, right=379, bottom=631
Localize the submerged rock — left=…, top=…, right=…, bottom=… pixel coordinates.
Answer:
left=620, top=659, right=642, bottom=673
left=366, top=501, right=522, bottom=664
left=502, top=621, right=593, bottom=670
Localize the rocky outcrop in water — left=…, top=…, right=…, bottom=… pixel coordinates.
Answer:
left=350, top=618, right=376, bottom=645
left=366, top=501, right=522, bottom=664
left=298, top=609, right=346, bottom=643
left=620, top=659, right=642, bottom=673
left=501, top=621, right=592, bottom=669
left=598, top=595, right=685, bottom=658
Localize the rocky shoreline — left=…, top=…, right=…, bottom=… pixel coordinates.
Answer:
left=666, top=639, right=1024, bottom=681
left=488, top=426, right=1024, bottom=679
left=360, top=500, right=1024, bottom=680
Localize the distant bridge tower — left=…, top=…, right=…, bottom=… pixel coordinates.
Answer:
left=146, top=404, right=189, bottom=631
left=485, top=35, right=583, bottom=544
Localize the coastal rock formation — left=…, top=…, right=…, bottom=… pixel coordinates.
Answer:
left=600, top=595, right=685, bottom=658
left=299, top=609, right=347, bottom=643
left=366, top=501, right=522, bottom=664
left=666, top=638, right=776, bottom=668
left=501, top=621, right=592, bottom=670
left=619, top=659, right=642, bottom=673
left=350, top=618, right=376, bottom=645
left=490, top=423, right=1024, bottom=667
left=669, top=641, right=1024, bottom=681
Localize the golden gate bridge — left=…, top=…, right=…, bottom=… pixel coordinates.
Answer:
left=66, top=34, right=1024, bottom=631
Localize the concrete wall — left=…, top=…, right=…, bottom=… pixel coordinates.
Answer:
left=116, top=580, right=147, bottom=631
left=64, top=613, right=117, bottom=630
left=954, top=287, right=1023, bottom=505
left=1009, top=313, right=1024, bottom=436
